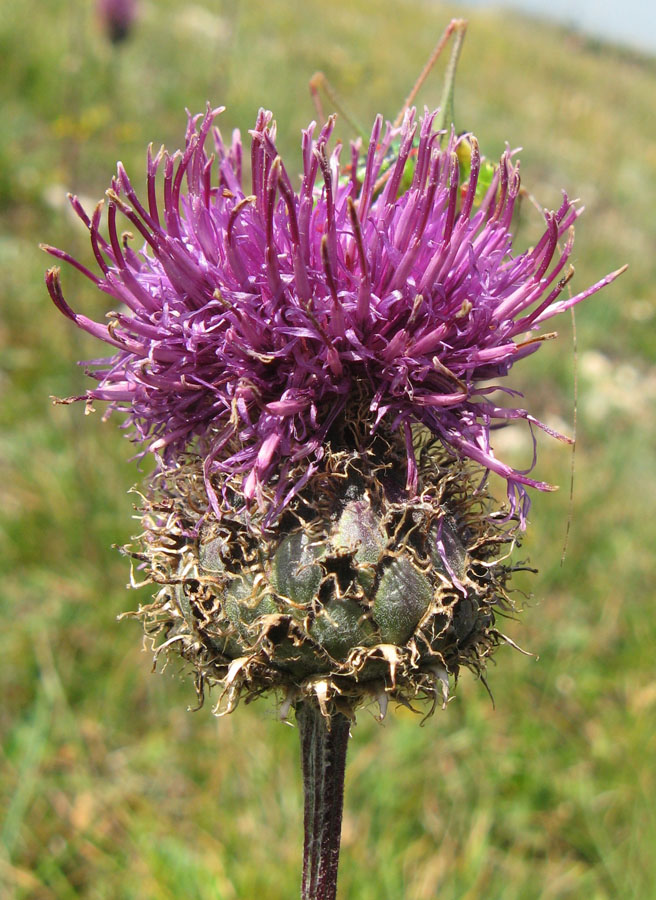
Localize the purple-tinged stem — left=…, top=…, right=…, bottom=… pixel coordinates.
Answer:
left=297, top=702, right=351, bottom=900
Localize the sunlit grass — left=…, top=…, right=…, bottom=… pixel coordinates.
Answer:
left=1, top=1, right=655, bottom=897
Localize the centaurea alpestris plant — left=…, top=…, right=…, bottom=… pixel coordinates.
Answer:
left=44, top=20, right=624, bottom=899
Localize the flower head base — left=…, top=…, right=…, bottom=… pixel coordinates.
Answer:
left=45, top=105, right=621, bottom=528
left=125, top=430, right=516, bottom=719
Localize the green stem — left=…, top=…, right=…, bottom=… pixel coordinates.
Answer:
left=435, top=19, right=468, bottom=135
left=394, top=17, right=468, bottom=129
left=297, top=703, right=351, bottom=900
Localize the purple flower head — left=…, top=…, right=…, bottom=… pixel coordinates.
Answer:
left=45, top=105, right=622, bottom=525
left=97, top=0, right=138, bottom=43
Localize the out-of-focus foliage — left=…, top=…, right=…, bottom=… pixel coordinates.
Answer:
left=1, top=1, right=654, bottom=897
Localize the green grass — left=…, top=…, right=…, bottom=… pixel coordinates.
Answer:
left=1, top=0, right=655, bottom=897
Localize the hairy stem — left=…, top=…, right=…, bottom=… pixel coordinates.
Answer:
left=297, top=703, right=351, bottom=900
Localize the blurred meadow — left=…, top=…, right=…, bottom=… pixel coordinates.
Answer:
left=1, top=0, right=655, bottom=897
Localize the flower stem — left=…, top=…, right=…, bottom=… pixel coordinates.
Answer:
left=297, top=702, right=351, bottom=900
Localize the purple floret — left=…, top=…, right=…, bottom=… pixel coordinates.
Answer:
left=44, top=105, right=622, bottom=524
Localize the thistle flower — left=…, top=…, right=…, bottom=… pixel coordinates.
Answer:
left=97, top=0, right=138, bottom=44
left=45, top=96, right=623, bottom=900
left=43, top=97, right=626, bottom=718
left=44, top=106, right=620, bottom=524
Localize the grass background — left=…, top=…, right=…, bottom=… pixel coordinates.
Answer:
left=1, top=0, right=655, bottom=897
